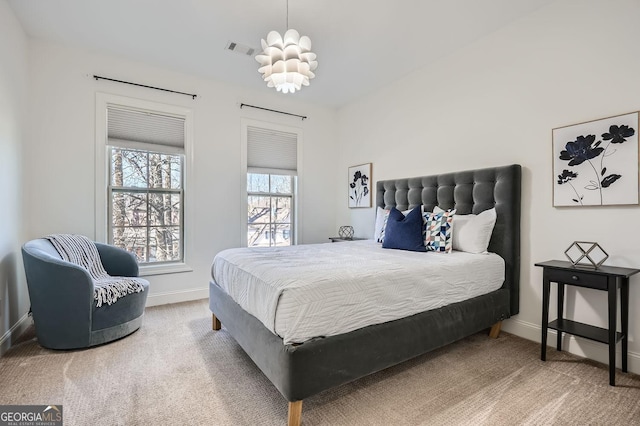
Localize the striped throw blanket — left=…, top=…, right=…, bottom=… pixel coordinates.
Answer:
left=45, top=234, right=146, bottom=307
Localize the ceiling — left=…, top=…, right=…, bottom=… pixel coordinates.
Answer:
left=8, top=0, right=555, bottom=108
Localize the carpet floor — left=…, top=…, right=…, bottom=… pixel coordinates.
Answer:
left=1, top=299, right=639, bottom=425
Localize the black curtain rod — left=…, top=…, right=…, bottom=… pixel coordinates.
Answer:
left=93, top=75, right=197, bottom=99
left=240, top=103, right=307, bottom=120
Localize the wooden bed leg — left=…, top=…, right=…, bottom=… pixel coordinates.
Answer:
left=489, top=321, right=502, bottom=339
left=212, top=313, right=221, bottom=331
left=288, top=401, right=303, bottom=426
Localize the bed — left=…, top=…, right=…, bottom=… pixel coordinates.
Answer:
left=209, top=164, right=521, bottom=425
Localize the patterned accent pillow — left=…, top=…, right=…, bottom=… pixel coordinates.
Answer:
left=423, top=209, right=456, bottom=253
left=374, top=207, right=390, bottom=243
left=378, top=212, right=392, bottom=242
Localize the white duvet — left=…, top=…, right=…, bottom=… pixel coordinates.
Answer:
left=211, top=240, right=504, bottom=344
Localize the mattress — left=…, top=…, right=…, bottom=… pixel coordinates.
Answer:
left=211, top=240, right=505, bottom=344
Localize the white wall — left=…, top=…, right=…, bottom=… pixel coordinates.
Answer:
left=0, top=1, right=30, bottom=352
left=336, top=0, right=640, bottom=373
left=25, top=40, right=338, bottom=305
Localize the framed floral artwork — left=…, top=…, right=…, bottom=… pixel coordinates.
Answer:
left=553, top=112, right=639, bottom=206
left=348, top=163, right=371, bottom=208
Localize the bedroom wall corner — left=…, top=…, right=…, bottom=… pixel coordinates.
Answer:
left=0, top=1, right=31, bottom=355
left=335, top=0, right=640, bottom=373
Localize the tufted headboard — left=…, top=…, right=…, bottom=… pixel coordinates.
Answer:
left=376, top=164, right=521, bottom=315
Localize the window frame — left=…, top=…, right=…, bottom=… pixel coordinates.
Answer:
left=95, top=93, right=193, bottom=275
left=107, top=146, right=185, bottom=264
left=246, top=172, right=296, bottom=247
left=241, top=118, right=303, bottom=247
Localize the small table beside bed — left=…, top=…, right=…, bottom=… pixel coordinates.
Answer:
left=209, top=164, right=521, bottom=425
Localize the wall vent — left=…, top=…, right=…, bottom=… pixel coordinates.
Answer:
left=225, top=41, right=256, bottom=57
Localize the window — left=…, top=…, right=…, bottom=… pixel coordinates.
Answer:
left=243, top=122, right=300, bottom=247
left=109, top=147, right=183, bottom=263
left=247, top=172, right=295, bottom=247
left=95, top=94, right=192, bottom=273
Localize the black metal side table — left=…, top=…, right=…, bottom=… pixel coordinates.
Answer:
left=535, top=260, right=640, bottom=386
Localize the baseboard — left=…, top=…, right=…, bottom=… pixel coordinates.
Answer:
left=0, top=313, right=33, bottom=356
left=145, top=287, right=208, bottom=307
left=503, top=317, right=640, bottom=375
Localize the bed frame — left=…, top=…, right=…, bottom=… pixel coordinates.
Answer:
left=209, top=164, right=521, bottom=425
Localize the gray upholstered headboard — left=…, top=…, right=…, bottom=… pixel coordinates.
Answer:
left=376, top=164, right=521, bottom=315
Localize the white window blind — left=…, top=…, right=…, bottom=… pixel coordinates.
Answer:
left=107, top=107, right=185, bottom=153
left=247, top=126, right=297, bottom=175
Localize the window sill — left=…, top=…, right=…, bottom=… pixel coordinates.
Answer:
left=139, top=262, right=193, bottom=276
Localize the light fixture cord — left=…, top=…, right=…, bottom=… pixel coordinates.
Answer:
left=286, top=0, right=289, bottom=29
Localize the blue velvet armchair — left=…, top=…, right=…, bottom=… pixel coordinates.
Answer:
left=22, top=239, right=149, bottom=350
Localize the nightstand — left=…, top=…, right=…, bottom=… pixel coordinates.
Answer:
left=328, top=237, right=366, bottom=243
left=535, top=260, right=640, bottom=386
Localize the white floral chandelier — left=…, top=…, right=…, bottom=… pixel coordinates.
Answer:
left=255, top=2, right=317, bottom=94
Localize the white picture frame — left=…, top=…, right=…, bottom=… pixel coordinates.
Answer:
left=348, top=163, right=371, bottom=208
left=552, top=112, right=639, bottom=206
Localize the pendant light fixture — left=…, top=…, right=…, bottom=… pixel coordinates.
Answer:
left=255, top=0, right=318, bottom=94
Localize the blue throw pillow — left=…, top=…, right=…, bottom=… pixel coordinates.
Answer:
left=381, top=206, right=426, bottom=252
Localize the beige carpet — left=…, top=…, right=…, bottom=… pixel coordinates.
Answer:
left=1, top=300, right=639, bottom=425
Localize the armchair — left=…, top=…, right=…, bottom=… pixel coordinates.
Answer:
left=21, top=238, right=149, bottom=350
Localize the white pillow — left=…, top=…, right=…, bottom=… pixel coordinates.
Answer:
left=434, top=206, right=497, bottom=253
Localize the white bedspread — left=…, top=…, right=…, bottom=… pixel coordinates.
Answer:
left=211, top=240, right=504, bottom=344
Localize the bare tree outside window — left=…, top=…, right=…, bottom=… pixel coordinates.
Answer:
left=247, top=173, right=294, bottom=247
left=110, top=148, right=183, bottom=263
